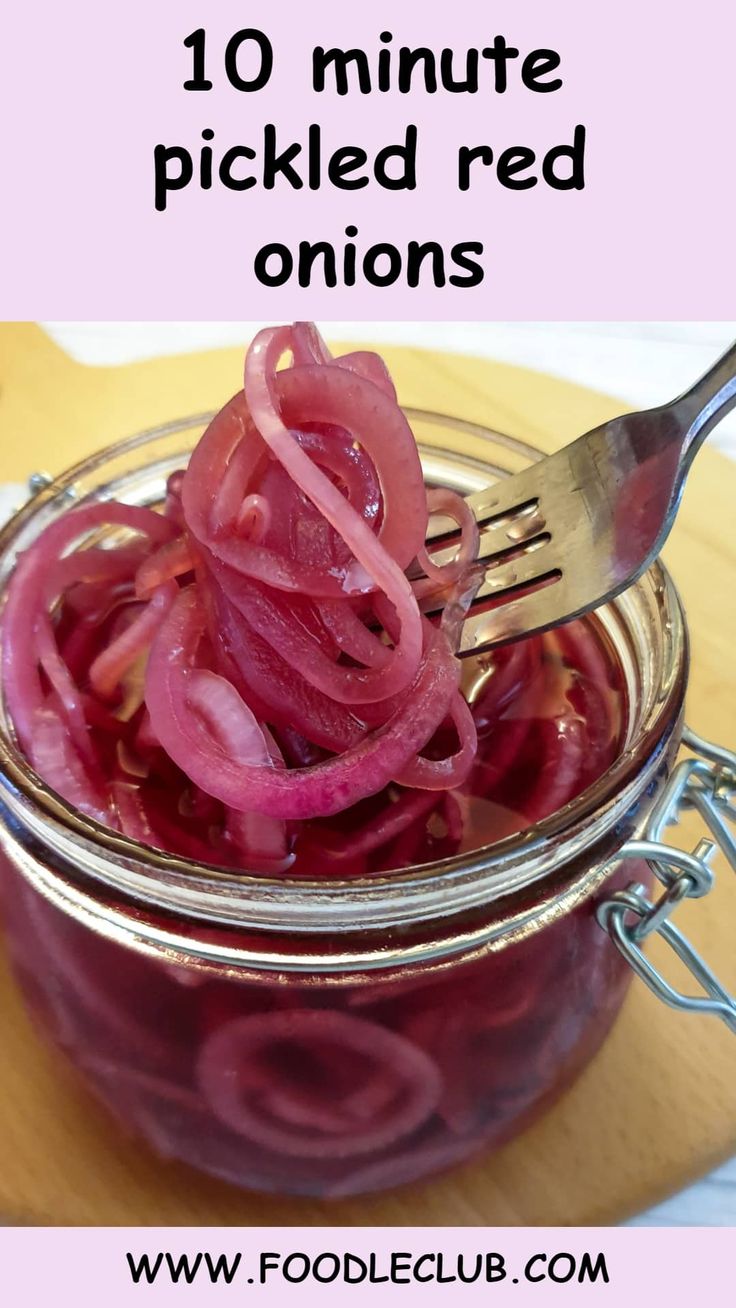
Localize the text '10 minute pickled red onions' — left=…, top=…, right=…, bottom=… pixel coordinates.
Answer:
left=1, top=323, right=624, bottom=876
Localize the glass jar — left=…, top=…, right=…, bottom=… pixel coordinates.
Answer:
left=0, top=412, right=732, bottom=1200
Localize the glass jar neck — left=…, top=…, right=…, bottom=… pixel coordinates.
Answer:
left=0, top=412, right=688, bottom=970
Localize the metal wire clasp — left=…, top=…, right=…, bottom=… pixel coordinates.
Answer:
left=596, top=727, right=736, bottom=1033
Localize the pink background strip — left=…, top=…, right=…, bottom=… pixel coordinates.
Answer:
left=2, top=0, right=735, bottom=318
left=2, top=1227, right=732, bottom=1304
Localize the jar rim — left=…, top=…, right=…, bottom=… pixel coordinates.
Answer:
left=0, top=408, right=689, bottom=941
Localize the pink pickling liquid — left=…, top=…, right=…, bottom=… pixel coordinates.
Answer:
left=0, top=612, right=638, bottom=1198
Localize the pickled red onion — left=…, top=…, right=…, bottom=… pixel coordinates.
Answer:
left=196, top=1009, right=442, bottom=1158
left=2, top=323, right=480, bottom=862
left=145, top=588, right=462, bottom=819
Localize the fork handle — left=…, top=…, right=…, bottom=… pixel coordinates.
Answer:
left=671, top=340, right=736, bottom=462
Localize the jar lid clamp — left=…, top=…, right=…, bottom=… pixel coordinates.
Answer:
left=597, top=727, right=736, bottom=1033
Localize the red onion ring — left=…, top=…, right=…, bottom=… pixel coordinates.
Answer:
left=196, top=1009, right=442, bottom=1159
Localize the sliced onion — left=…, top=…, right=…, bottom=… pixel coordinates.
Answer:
left=90, top=581, right=178, bottom=699
left=145, top=588, right=461, bottom=820
left=3, top=324, right=484, bottom=867
left=196, top=1009, right=441, bottom=1159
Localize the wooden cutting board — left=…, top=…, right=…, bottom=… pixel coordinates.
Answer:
left=0, top=322, right=734, bottom=1227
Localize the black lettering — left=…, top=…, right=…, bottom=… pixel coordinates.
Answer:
left=254, top=243, right=293, bottom=287
left=579, top=1253, right=609, bottom=1285
left=522, top=49, right=563, bottom=91
left=262, top=124, right=303, bottom=189
left=344, top=1253, right=368, bottom=1284
left=363, top=243, right=402, bottom=287
left=440, top=48, right=479, bottom=92
left=367, top=1254, right=389, bottom=1283
left=308, top=123, right=321, bottom=190
left=413, top=1255, right=435, bottom=1283
left=183, top=29, right=212, bottom=91
left=436, top=1253, right=457, bottom=1284
left=457, top=1254, right=483, bottom=1283
left=542, top=125, right=586, bottom=190
left=298, top=241, right=338, bottom=287
left=480, top=36, right=520, bottom=92
left=328, top=147, right=369, bottom=189
left=313, top=47, right=372, bottom=94
left=126, top=1253, right=163, bottom=1285
left=378, top=31, right=393, bottom=91
left=312, top=1254, right=341, bottom=1283
left=126, top=1250, right=240, bottom=1285
left=199, top=129, right=215, bottom=189
left=374, top=126, right=417, bottom=189
left=548, top=1254, right=576, bottom=1284
left=391, top=1254, right=412, bottom=1284
left=259, top=1253, right=280, bottom=1284
left=154, top=145, right=193, bottom=212
left=225, top=29, right=273, bottom=92
left=485, top=1252, right=507, bottom=1282
left=165, top=1253, right=203, bottom=1285
left=497, top=146, right=537, bottom=189
left=397, top=47, right=437, bottom=93
left=203, top=1253, right=241, bottom=1285
left=449, top=241, right=485, bottom=287
left=457, top=144, right=493, bottom=192
left=406, top=240, right=446, bottom=287
left=343, top=225, right=358, bottom=285
left=526, top=1254, right=547, bottom=1283
left=282, top=1254, right=310, bottom=1283
left=219, top=146, right=256, bottom=190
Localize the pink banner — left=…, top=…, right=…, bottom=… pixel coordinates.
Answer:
left=2, top=1228, right=730, bottom=1304
left=2, top=0, right=735, bottom=317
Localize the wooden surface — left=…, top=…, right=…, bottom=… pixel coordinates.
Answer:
left=0, top=322, right=734, bottom=1227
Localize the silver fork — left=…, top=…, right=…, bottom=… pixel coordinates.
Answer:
left=424, top=343, right=736, bottom=654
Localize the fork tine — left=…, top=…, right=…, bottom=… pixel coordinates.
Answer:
left=425, top=513, right=548, bottom=572
left=474, top=540, right=559, bottom=603
left=457, top=574, right=567, bottom=655
left=424, top=471, right=544, bottom=545
left=475, top=521, right=549, bottom=563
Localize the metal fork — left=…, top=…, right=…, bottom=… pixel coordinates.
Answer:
left=424, top=342, right=736, bottom=654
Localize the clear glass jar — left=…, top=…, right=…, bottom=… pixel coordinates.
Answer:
left=0, top=412, right=692, bottom=1198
